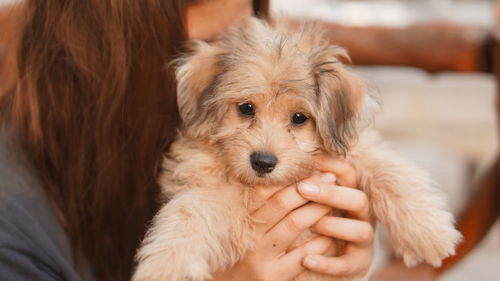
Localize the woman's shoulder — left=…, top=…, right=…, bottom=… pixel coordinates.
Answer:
left=0, top=128, right=96, bottom=281
left=0, top=127, right=56, bottom=230
left=0, top=128, right=50, bottom=213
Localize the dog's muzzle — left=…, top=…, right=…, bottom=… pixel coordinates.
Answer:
left=250, top=152, right=277, bottom=174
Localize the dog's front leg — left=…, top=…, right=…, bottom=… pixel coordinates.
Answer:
left=133, top=187, right=251, bottom=281
left=352, top=131, right=461, bottom=267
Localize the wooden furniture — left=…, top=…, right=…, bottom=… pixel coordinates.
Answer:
left=440, top=29, right=500, bottom=273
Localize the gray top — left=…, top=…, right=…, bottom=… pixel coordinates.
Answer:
left=0, top=128, right=96, bottom=281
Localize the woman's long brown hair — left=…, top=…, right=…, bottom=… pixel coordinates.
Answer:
left=0, top=0, right=269, bottom=280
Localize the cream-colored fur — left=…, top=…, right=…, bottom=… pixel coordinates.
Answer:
left=133, top=18, right=461, bottom=281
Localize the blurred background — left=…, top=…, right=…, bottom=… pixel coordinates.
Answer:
left=271, top=1, right=499, bottom=280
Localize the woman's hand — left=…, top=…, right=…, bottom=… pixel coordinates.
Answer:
left=212, top=154, right=374, bottom=281
left=212, top=180, right=333, bottom=281
left=298, top=154, right=374, bottom=277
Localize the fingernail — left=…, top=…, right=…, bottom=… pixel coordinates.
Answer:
left=304, top=256, right=319, bottom=268
left=298, top=183, right=319, bottom=196
left=321, top=173, right=336, bottom=184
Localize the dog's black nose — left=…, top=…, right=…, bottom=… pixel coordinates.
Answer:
left=250, top=152, right=277, bottom=174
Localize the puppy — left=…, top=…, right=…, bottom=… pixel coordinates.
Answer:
left=133, top=17, right=461, bottom=281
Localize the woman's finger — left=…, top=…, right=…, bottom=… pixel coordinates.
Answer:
left=314, top=154, right=357, bottom=188
left=297, top=177, right=370, bottom=220
left=303, top=243, right=373, bottom=276
left=311, top=216, right=374, bottom=246
left=277, top=235, right=333, bottom=276
left=248, top=184, right=284, bottom=212
left=251, top=184, right=308, bottom=236
left=263, top=202, right=331, bottom=256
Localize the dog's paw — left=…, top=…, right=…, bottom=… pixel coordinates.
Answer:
left=133, top=248, right=212, bottom=281
left=393, top=210, right=462, bottom=268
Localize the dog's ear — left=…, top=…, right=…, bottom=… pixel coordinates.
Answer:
left=175, top=41, right=226, bottom=126
left=311, top=46, right=367, bottom=156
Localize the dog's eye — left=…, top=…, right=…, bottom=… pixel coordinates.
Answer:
left=291, top=113, right=308, bottom=125
left=238, top=103, right=255, bottom=116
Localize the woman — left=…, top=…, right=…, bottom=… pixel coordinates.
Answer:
left=0, top=0, right=374, bottom=280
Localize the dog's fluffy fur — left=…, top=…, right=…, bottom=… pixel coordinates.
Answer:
left=133, top=18, right=461, bottom=281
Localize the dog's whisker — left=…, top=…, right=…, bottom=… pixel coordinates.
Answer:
left=305, top=148, right=321, bottom=154
left=313, top=60, right=340, bottom=68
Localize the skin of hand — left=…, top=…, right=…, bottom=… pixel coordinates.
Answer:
left=212, top=154, right=375, bottom=281
left=186, top=0, right=253, bottom=40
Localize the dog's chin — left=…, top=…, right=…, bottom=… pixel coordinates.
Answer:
left=230, top=167, right=312, bottom=188
left=237, top=174, right=294, bottom=187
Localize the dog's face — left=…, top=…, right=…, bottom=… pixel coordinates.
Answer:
left=175, top=18, right=371, bottom=186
